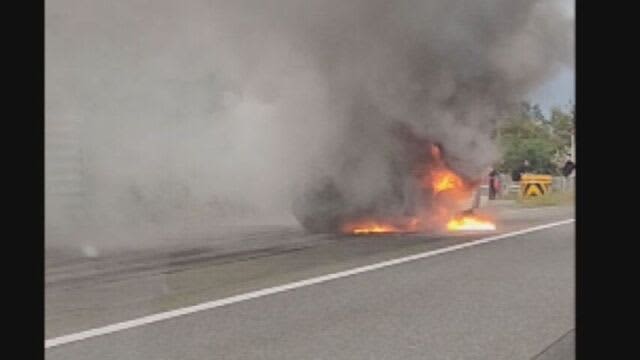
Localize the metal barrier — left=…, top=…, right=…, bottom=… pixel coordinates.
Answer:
left=473, top=173, right=573, bottom=206
left=555, top=176, right=575, bottom=191
left=519, top=174, right=552, bottom=198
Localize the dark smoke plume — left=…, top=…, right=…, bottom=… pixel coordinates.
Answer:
left=46, top=0, right=573, bottom=247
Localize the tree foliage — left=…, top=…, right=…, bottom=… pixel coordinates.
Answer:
left=497, top=102, right=574, bottom=175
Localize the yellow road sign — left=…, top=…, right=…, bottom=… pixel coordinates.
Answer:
left=520, top=174, right=552, bottom=198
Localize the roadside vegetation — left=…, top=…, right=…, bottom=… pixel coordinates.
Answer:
left=515, top=190, right=574, bottom=207
left=496, top=101, right=574, bottom=175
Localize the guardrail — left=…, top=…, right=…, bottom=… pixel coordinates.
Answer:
left=520, top=174, right=552, bottom=198
left=496, top=175, right=574, bottom=194
left=472, top=174, right=574, bottom=207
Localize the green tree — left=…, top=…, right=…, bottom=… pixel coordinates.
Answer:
left=497, top=102, right=574, bottom=175
left=550, top=106, right=573, bottom=142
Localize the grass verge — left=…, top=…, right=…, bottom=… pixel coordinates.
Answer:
left=515, top=191, right=574, bottom=207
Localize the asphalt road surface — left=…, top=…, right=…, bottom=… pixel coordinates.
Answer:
left=46, top=205, right=574, bottom=359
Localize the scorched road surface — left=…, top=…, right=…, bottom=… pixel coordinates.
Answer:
left=46, top=205, right=574, bottom=359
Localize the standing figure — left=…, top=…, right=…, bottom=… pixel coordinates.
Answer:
left=561, top=159, right=576, bottom=190
left=511, top=159, right=531, bottom=182
left=488, top=168, right=499, bottom=200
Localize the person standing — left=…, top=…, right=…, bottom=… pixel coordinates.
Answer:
left=488, top=167, right=499, bottom=200
left=562, top=159, right=575, bottom=177
left=511, top=159, right=531, bottom=182
left=561, top=159, right=576, bottom=190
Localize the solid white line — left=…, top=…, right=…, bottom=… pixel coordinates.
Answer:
left=45, top=218, right=574, bottom=349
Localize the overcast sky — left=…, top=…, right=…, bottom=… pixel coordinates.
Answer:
left=529, top=65, right=574, bottom=116
left=529, top=0, right=574, bottom=115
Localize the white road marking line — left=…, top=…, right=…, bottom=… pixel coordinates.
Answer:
left=45, top=218, right=574, bottom=349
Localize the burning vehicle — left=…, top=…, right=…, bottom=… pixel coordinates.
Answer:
left=292, top=124, right=496, bottom=235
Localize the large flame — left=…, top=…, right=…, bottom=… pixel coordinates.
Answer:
left=343, top=144, right=496, bottom=235
left=432, top=169, right=465, bottom=194
left=446, top=215, right=496, bottom=231
left=428, top=145, right=466, bottom=195
left=344, top=217, right=422, bottom=235
left=345, top=222, right=400, bottom=235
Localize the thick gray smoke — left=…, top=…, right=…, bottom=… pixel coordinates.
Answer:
left=46, top=0, right=573, bottom=249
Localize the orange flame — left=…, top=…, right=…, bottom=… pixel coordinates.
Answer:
left=446, top=216, right=496, bottom=231
left=343, top=217, right=422, bottom=235
left=428, top=145, right=466, bottom=195
left=431, top=169, right=465, bottom=194
left=347, top=222, right=399, bottom=235
left=341, top=144, right=496, bottom=235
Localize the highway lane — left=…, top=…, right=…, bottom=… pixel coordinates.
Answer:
left=46, top=205, right=574, bottom=359
left=46, top=206, right=571, bottom=338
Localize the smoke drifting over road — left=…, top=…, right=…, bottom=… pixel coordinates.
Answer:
left=46, top=0, right=573, bottom=250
